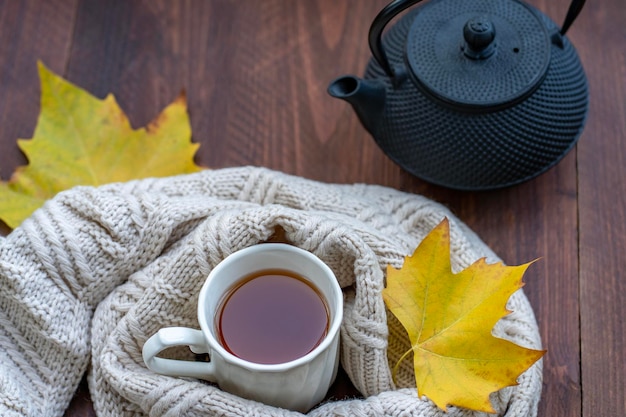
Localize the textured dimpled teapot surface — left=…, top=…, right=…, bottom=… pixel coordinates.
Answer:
left=406, top=0, right=551, bottom=109
left=364, top=0, right=588, bottom=190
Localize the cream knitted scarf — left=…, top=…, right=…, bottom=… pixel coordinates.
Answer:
left=0, top=166, right=542, bottom=416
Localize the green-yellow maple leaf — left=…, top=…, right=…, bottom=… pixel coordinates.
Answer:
left=0, top=62, right=203, bottom=229
left=383, top=218, right=545, bottom=413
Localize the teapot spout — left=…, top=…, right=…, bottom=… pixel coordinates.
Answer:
left=328, top=75, right=385, bottom=136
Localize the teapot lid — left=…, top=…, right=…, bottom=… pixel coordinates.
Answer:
left=406, top=0, right=551, bottom=111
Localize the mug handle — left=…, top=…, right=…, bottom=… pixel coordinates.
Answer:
left=142, top=327, right=217, bottom=381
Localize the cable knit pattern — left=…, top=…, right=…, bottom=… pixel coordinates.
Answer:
left=0, top=166, right=542, bottom=416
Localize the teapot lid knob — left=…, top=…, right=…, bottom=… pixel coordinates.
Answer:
left=463, top=17, right=496, bottom=59
left=404, top=0, right=552, bottom=111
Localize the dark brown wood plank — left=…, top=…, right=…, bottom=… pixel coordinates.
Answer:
left=62, top=0, right=402, bottom=185
left=0, top=0, right=78, bottom=179
left=576, top=0, right=626, bottom=414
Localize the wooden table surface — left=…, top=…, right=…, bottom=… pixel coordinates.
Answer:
left=1, top=0, right=624, bottom=416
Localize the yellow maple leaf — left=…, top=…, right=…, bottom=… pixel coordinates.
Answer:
left=383, top=218, right=545, bottom=413
left=0, top=62, right=203, bottom=229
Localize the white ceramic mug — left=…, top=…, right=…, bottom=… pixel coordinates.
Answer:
left=142, top=243, right=343, bottom=412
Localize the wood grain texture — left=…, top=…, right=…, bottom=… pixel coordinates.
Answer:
left=576, top=0, right=626, bottom=415
left=0, top=0, right=78, bottom=178
left=63, top=0, right=401, bottom=185
left=0, top=0, right=622, bottom=416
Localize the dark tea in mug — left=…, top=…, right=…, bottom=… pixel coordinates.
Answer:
left=216, top=269, right=329, bottom=364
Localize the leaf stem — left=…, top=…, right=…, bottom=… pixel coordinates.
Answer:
left=392, top=347, right=414, bottom=386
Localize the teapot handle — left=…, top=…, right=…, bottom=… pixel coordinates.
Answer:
left=560, top=0, right=585, bottom=35
left=368, top=0, right=586, bottom=78
left=368, top=0, right=424, bottom=78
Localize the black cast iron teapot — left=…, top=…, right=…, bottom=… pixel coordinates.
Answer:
left=328, top=0, right=588, bottom=190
